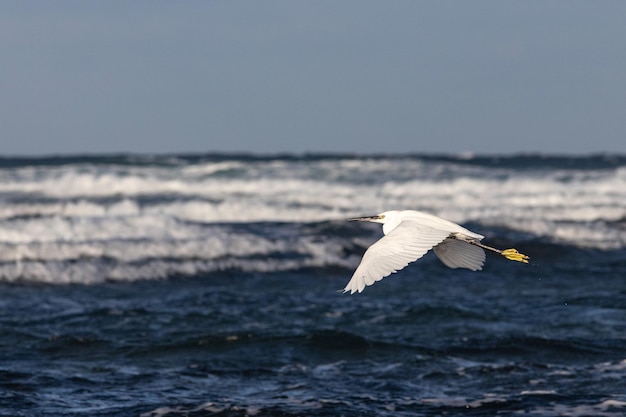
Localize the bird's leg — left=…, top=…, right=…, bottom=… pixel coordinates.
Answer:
left=453, top=234, right=530, bottom=264
left=473, top=240, right=529, bottom=263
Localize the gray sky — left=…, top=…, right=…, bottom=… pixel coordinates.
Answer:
left=1, top=1, right=625, bottom=156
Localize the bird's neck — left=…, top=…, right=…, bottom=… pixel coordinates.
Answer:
left=382, top=218, right=402, bottom=235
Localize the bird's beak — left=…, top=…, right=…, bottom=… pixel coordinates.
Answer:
left=348, top=215, right=382, bottom=222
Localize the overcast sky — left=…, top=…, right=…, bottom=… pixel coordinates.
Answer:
left=1, top=1, right=625, bottom=156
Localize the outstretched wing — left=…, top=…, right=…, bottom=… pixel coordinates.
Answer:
left=433, top=238, right=485, bottom=271
left=343, top=221, right=451, bottom=294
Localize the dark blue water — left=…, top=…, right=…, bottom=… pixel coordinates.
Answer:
left=0, top=154, right=624, bottom=416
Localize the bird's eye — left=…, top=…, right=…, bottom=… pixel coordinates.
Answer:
left=379, top=214, right=385, bottom=219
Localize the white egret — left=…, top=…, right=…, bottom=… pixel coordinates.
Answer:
left=343, top=210, right=529, bottom=294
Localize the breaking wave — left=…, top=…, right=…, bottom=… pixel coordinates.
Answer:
left=0, top=154, right=624, bottom=283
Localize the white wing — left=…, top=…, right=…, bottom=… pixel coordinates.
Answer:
left=343, top=221, right=451, bottom=294
left=433, top=238, right=485, bottom=271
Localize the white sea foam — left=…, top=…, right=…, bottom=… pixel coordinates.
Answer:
left=1, top=168, right=623, bottom=244
left=0, top=157, right=623, bottom=282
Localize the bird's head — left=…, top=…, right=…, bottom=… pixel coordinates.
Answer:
left=349, top=211, right=402, bottom=234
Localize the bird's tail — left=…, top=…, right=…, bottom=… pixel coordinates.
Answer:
left=501, top=248, right=530, bottom=263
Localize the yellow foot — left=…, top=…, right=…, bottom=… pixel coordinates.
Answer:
left=501, top=248, right=530, bottom=263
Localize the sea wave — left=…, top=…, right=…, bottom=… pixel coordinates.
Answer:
left=0, top=154, right=624, bottom=283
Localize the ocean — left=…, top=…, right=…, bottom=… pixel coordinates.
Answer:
left=0, top=153, right=624, bottom=416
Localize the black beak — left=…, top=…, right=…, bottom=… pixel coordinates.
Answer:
left=348, top=215, right=382, bottom=222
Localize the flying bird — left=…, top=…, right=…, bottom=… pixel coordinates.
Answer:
left=344, top=210, right=529, bottom=294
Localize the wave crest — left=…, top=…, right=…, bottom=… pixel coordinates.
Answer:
left=0, top=155, right=624, bottom=283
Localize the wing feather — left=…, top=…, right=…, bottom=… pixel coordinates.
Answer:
left=343, top=221, right=451, bottom=294
left=433, top=238, right=485, bottom=271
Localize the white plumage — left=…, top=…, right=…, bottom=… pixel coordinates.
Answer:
left=344, top=210, right=528, bottom=294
